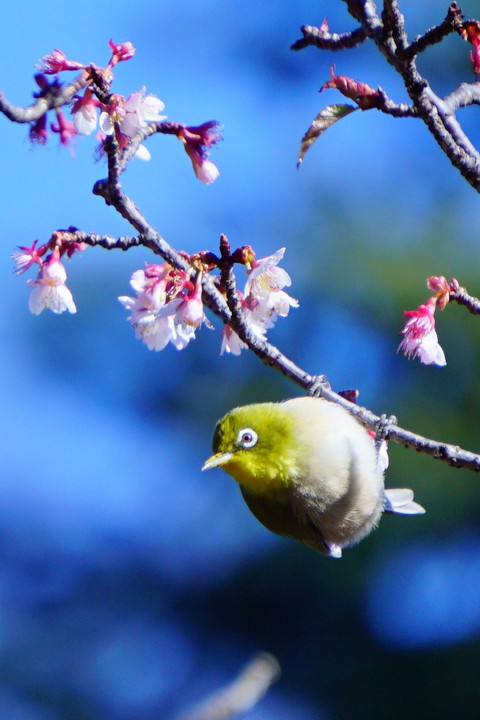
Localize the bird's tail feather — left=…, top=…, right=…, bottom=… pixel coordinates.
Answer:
left=384, top=488, right=425, bottom=515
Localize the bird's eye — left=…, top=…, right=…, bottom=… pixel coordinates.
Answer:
left=237, top=427, right=258, bottom=449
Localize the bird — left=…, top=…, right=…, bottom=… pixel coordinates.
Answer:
left=202, top=396, right=425, bottom=558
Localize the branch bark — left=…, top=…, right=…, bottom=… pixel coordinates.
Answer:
left=292, top=1, right=480, bottom=192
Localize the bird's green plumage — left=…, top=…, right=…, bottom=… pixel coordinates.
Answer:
left=211, top=403, right=302, bottom=496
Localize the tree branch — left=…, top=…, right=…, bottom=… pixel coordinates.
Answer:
left=450, top=284, right=480, bottom=313
left=173, top=653, right=281, bottom=720
left=401, top=2, right=464, bottom=61
left=444, top=81, right=480, bottom=111
left=294, top=1, right=480, bottom=192
left=291, top=25, right=366, bottom=51
left=0, top=72, right=88, bottom=123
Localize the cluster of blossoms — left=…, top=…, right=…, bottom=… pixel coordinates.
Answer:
left=118, top=264, right=210, bottom=351
left=13, top=230, right=298, bottom=353
left=30, top=42, right=221, bottom=181
left=117, top=246, right=298, bottom=354
left=220, top=247, right=298, bottom=355
left=398, top=276, right=456, bottom=367
left=11, top=232, right=85, bottom=314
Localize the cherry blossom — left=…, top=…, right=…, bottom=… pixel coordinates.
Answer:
left=118, top=264, right=209, bottom=351
left=72, top=89, right=100, bottom=135
left=220, top=313, right=267, bottom=356
left=244, top=247, right=298, bottom=325
left=219, top=247, right=298, bottom=355
left=179, top=121, right=221, bottom=184
left=27, top=259, right=76, bottom=315
left=427, top=275, right=452, bottom=311
left=99, top=88, right=166, bottom=144
left=398, top=298, right=446, bottom=366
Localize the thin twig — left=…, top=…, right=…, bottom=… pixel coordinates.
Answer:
left=444, top=82, right=480, bottom=111
left=291, top=25, right=366, bottom=51
left=173, top=653, right=281, bottom=720
left=450, top=285, right=480, bottom=313
left=0, top=73, right=88, bottom=123
left=117, top=121, right=185, bottom=175
left=401, top=2, right=464, bottom=61
left=376, top=87, right=417, bottom=117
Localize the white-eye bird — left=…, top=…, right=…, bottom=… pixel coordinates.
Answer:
left=202, top=396, right=425, bottom=558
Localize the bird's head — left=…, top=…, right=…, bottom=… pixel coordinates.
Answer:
left=202, top=402, right=300, bottom=496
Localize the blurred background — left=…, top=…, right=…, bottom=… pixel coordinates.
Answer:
left=2, top=1, right=480, bottom=718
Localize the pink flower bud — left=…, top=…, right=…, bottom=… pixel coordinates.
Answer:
left=51, top=109, right=78, bottom=149
left=108, top=40, right=136, bottom=66
left=427, top=275, right=451, bottom=310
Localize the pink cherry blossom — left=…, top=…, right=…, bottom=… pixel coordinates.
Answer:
left=99, top=88, right=166, bottom=143
left=220, top=289, right=269, bottom=356
left=220, top=247, right=298, bottom=355
left=220, top=310, right=268, bottom=356
left=27, top=259, right=76, bottom=315
left=72, top=89, right=100, bottom=135
left=427, top=275, right=452, bottom=311
left=118, top=265, right=208, bottom=351
left=187, top=156, right=220, bottom=184
left=398, top=298, right=446, bottom=366
left=176, top=275, right=207, bottom=328
left=220, top=325, right=248, bottom=356
left=244, top=247, right=298, bottom=324
left=179, top=121, right=221, bottom=184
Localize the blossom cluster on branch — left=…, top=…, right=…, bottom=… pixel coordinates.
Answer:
left=12, top=230, right=297, bottom=356
left=16, top=41, right=221, bottom=180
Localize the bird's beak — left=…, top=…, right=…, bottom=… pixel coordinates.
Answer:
left=201, top=451, right=233, bottom=471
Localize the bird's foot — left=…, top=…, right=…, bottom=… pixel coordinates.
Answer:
left=374, top=414, right=397, bottom=471
left=375, top=413, right=397, bottom=444
left=308, top=375, right=331, bottom=398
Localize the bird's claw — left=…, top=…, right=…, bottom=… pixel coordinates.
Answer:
left=308, top=375, right=331, bottom=398
left=375, top=413, right=397, bottom=444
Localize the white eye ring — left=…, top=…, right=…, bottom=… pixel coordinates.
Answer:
left=237, top=427, right=258, bottom=449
